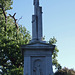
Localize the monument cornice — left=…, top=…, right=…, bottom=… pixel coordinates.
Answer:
left=21, top=42, right=55, bottom=54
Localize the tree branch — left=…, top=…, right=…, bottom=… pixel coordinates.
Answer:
left=9, top=13, right=19, bottom=29
left=17, top=16, right=22, bottom=23
left=1, top=5, right=7, bottom=31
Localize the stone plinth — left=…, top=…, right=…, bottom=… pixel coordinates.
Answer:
left=21, top=41, right=55, bottom=75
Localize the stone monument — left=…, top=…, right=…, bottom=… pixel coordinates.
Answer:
left=21, top=0, right=55, bottom=75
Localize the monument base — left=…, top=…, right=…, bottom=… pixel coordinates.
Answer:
left=21, top=41, right=55, bottom=75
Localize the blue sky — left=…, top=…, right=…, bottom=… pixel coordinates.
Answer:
left=8, top=0, right=75, bottom=70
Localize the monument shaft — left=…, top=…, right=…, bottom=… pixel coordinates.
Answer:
left=32, top=0, right=42, bottom=40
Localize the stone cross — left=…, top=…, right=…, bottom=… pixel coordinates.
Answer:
left=32, top=0, right=42, bottom=41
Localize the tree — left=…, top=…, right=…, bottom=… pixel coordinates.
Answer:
left=54, top=67, right=75, bottom=75
left=0, top=0, right=61, bottom=74
left=49, top=37, right=62, bottom=70
left=0, top=0, right=31, bottom=75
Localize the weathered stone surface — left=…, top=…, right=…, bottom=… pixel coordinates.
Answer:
left=21, top=0, right=55, bottom=75
left=32, top=0, right=42, bottom=41
left=21, top=42, right=55, bottom=75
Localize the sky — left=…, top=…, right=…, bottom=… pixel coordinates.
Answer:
left=8, top=0, right=75, bottom=71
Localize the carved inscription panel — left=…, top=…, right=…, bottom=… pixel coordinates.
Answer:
left=31, top=56, right=46, bottom=75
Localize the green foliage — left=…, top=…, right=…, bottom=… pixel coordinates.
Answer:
left=0, top=0, right=13, bottom=10
left=54, top=67, right=75, bottom=75
left=8, top=67, right=23, bottom=75
left=0, top=0, right=30, bottom=74
left=49, top=37, right=62, bottom=70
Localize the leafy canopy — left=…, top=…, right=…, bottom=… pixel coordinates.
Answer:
left=0, top=0, right=31, bottom=75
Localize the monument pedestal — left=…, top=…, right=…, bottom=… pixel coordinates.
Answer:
left=21, top=41, right=55, bottom=75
